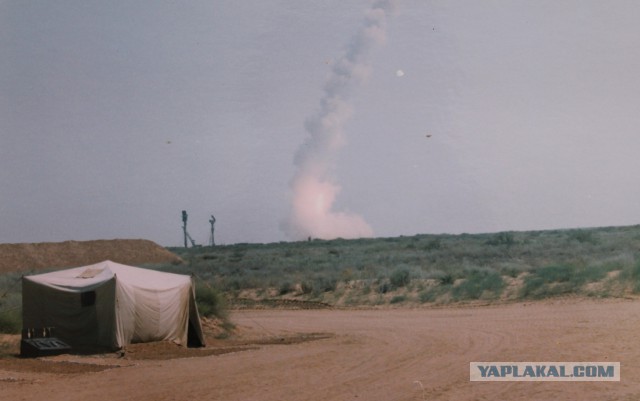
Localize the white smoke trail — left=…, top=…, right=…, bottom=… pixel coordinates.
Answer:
left=283, top=1, right=396, bottom=240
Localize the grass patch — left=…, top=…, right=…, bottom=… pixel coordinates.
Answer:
left=311, top=276, right=338, bottom=296
left=618, top=262, right=640, bottom=293
left=572, top=264, right=609, bottom=285
left=390, top=295, right=407, bottom=304
left=0, top=307, right=21, bottom=334
left=521, top=263, right=614, bottom=299
left=419, top=284, right=451, bottom=303
left=521, top=265, right=573, bottom=299
left=451, top=270, right=504, bottom=301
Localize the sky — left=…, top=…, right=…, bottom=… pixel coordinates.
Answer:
left=2, top=0, right=640, bottom=246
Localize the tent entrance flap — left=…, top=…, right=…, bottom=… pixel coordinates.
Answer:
left=22, top=276, right=117, bottom=348
left=187, top=281, right=205, bottom=347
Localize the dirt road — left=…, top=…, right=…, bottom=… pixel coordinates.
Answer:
left=2, top=299, right=640, bottom=400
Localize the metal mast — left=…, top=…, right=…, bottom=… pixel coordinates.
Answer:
left=209, top=214, right=216, bottom=246
left=181, top=210, right=196, bottom=247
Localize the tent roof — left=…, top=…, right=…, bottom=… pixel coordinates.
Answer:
left=24, top=260, right=191, bottom=292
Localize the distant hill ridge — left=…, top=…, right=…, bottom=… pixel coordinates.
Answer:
left=0, top=239, right=183, bottom=273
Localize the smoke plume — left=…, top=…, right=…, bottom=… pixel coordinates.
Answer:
left=283, top=1, right=395, bottom=240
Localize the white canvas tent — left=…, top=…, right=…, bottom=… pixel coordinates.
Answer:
left=22, top=260, right=205, bottom=350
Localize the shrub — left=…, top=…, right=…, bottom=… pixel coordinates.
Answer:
left=418, top=289, right=437, bottom=303
left=424, top=239, right=442, bottom=251
left=0, top=307, right=21, bottom=334
left=418, top=283, right=454, bottom=303
left=520, top=264, right=585, bottom=299
left=452, top=271, right=504, bottom=300
left=486, top=232, right=516, bottom=247
left=310, top=276, right=338, bottom=296
left=619, top=262, right=640, bottom=293
left=278, top=282, right=294, bottom=295
left=300, top=281, right=313, bottom=294
left=361, top=283, right=371, bottom=295
left=571, top=265, right=607, bottom=285
left=341, top=268, right=355, bottom=283
left=569, top=230, right=597, bottom=244
left=378, top=281, right=390, bottom=294
left=520, top=276, right=547, bottom=299
left=538, top=264, right=574, bottom=282
left=439, top=273, right=455, bottom=285
left=520, top=278, right=574, bottom=299
left=195, top=282, right=227, bottom=319
left=390, top=269, right=411, bottom=288
left=390, top=295, right=407, bottom=304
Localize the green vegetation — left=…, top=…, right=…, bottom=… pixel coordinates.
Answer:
left=0, top=273, right=23, bottom=334
left=0, top=307, right=21, bottom=334
left=194, top=282, right=228, bottom=320
left=452, top=270, right=504, bottom=301
left=389, top=268, right=411, bottom=288
left=159, top=225, right=640, bottom=308
left=618, top=260, right=640, bottom=293
left=390, top=294, right=407, bottom=304
left=3, top=224, right=640, bottom=333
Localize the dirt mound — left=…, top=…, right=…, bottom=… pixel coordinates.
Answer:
left=0, top=239, right=184, bottom=273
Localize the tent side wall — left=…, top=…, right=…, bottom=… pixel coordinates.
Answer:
left=22, top=277, right=118, bottom=348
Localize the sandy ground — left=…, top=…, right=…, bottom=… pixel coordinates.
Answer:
left=2, top=299, right=640, bottom=401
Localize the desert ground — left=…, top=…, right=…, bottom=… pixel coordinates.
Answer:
left=1, top=298, right=639, bottom=401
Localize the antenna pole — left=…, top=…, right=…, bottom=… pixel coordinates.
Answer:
left=209, top=214, right=216, bottom=246
left=182, top=210, right=188, bottom=248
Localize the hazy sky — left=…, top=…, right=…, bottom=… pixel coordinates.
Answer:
left=2, top=1, right=640, bottom=246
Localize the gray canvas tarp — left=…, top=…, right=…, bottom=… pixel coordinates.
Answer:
left=22, top=260, right=204, bottom=349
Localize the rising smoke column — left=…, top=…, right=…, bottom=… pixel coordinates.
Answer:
left=283, top=1, right=395, bottom=240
